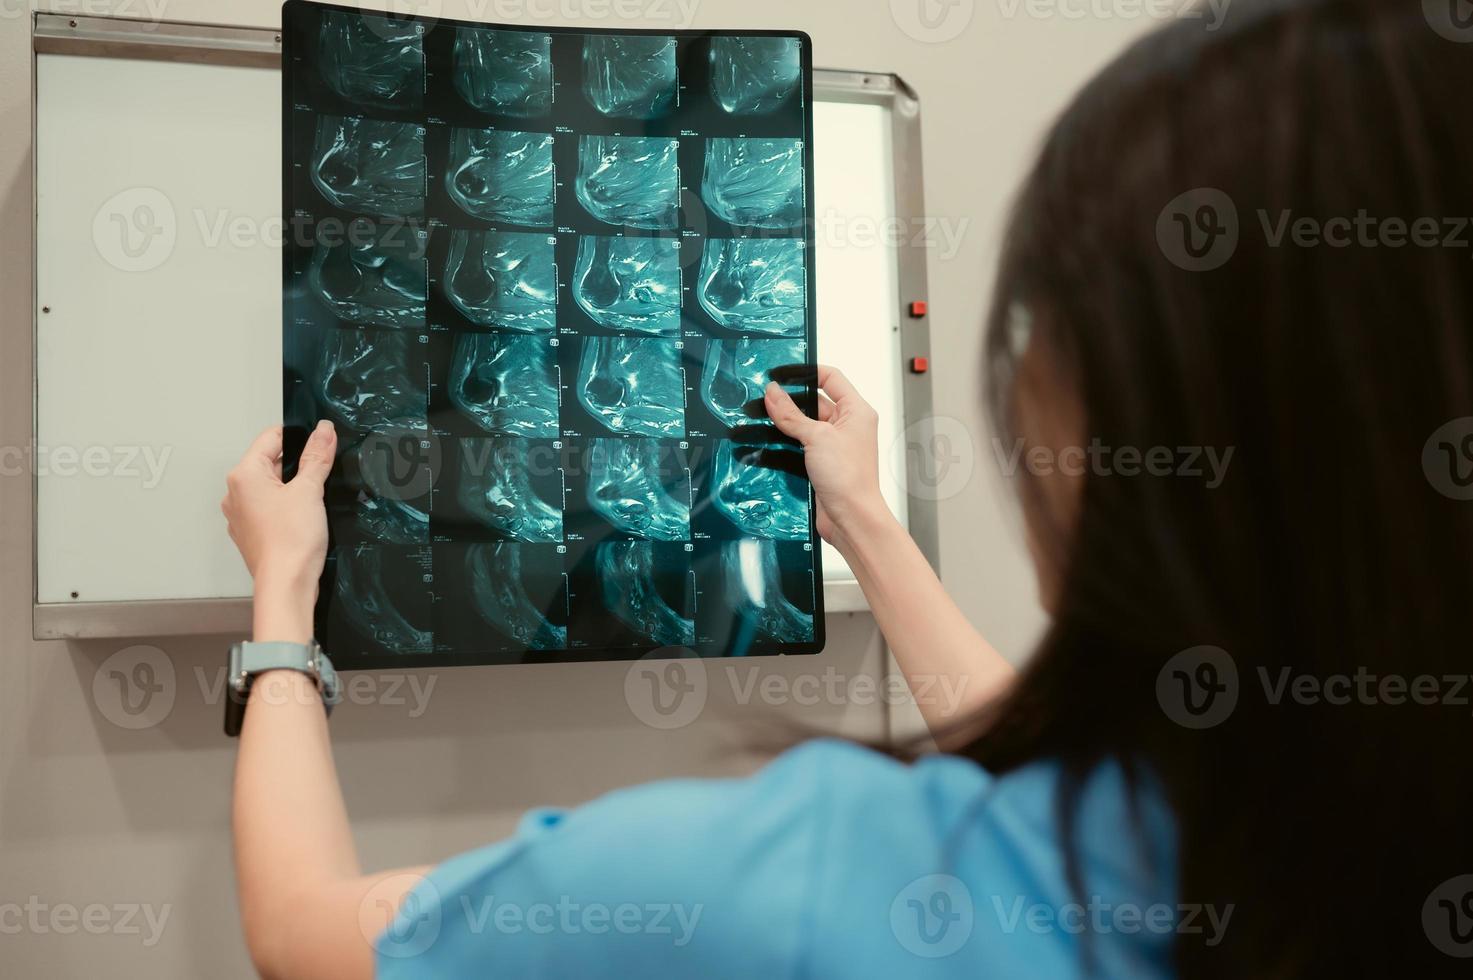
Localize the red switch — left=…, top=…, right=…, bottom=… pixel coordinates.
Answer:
left=910, top=357, right=929, bottom=374
left=909, top=301, right=928, bottom=319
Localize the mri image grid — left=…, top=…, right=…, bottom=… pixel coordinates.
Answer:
left=283, top=1, right=820, bottom=667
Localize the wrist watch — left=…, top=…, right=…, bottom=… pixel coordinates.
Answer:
left=223, top=640, right=342, bottom=737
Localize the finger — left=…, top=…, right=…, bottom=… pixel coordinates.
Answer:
left=762, top=383, right=821, bottom=444
left=737, top=446, right=809, bottom=481
left=768, top=363, right=819, bottom=387
left=815, top=364, right=863, bottom=405
left=728, top=423, right=800, bottom=448
left=739, top=395, right=768, bottom=420
left=245, top=425, right=284, bottom=470
left=293, top=420, right=338, bottom=488
left=767, top=363, right=860, bottom=403
left=817, top=393, right=837, bottom=422
left=741, top=391, right=834, bottom=423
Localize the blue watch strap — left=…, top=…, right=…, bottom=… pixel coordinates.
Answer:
left=235, top=641, right=342, bottom=708
left=240, top=641, right=312, bottom=672
left=226, top=641, right=340, bottom=738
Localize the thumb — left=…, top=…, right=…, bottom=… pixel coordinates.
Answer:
left=293, top=420, right=338, bottom=488
left=764, top=382, right=821, bottom=444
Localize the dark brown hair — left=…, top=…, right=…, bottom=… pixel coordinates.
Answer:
left=971, top=0, right=1473, bottom=974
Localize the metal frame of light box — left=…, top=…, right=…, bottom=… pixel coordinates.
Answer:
left=30, top=12, right=938, bottom=641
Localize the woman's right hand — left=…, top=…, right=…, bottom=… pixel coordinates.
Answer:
left=763, top=365, right=891, bottom=548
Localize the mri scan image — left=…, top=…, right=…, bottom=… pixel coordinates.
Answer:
left=449, top=334, right=559, bottom=439
left=572, top=237, right=681, bottom=334
left=452, top=438, right=564, bottom=543
left=701, top=339, right=807, bottom=429
left=285, top=2, right=818, bottom=664
left=722, top=538, right=814, bottom=643
left=336, top=422, right=435, bottom=546
left=311, top=116, right=425, bottom=217
left=575, top=137, right=681, bottom=230
left=444, top=230, right=556, bottom=332
left=710, top=37, right=801, bottom=115
left=308, top=230, right=426, bottom=329
left=582, top=35, right=677, bottom=119
left=446, top=128, right=555, bottom=226
left=360, top=502, right=429, bottom=551
left=587, top=438, right=690, bottom=541
left=575, top=337, right=685, bottom=438
left=332, top=544, right=433, bottom=654
left=351, top=491, right=430, bottom=545
left=316, top=329, right=427, bottom=432
left=466, top=544, right=568, bottom=649
left=596, top=540, right=695, bottom=647
left=453, top=27, right=552, bottom=116
left=698, top=238, right=806, bottom=335
left=318, top=10, right=424, bottom=109
left=702, top=138, right=805, bottom=229
left=711, top=439, right=810, bottom=540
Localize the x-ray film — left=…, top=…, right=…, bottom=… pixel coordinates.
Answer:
left=282, top=0, right=822, bottom=668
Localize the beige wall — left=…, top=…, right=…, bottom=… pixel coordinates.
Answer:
left=0, top=1, right=1158, bottom=975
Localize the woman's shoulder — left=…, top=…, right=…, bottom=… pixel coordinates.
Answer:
left=775, top=740, right=1177, bottom=978
left=729, top=738, right=1174, bottom=862
left=380, top=739, right=1176, bottom=978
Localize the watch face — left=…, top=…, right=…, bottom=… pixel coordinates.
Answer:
left=227, top=642, right=244, bottom=679
left=319, top=664, right=343, bottom=706
left=223, top=686, right=247, bottom=737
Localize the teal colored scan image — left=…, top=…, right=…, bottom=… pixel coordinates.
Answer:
left=444, top=230, right=556, bottom=332
left=587, top=438, right=691, bottom=542
left=698, top=238, right=807, bottom=335
left=456, top=438, right=564, bottom=543
left=466, top=544, right=567, bottom=649
left=723, top=538, right=814, bottom=642
left=575, top=136, right=681, bottom=230
left=343, top=423, right=434, bottom=544
left=709, top=37, right=800, bottom=115
left=596, top=541, right=695, bottom=647
left=583, top=35, right=677, bottom=119
left=702, top=138, right=805, bottom=229
left=285, top=3, right=819, bottom=664
left=450, top=334, right=560, bottom=439
left=712, top=439, right=810, bottom=541
left=573, top=237, right=681, bottom=335
left=311, top=116, right=425, bottom=217
left=701, top=338, right=807, bottom=429
left=334, top=544, right=433, bottom=654
left=446, top=128, right=555, bottom=226
left=308, top=230, right=426, bottom=329
left=453, top=27, right=553, bottom=116
left=354, top=492, right=429, bottom=545
left=318, top=10, right=424, bottom=108
left=576, top=337, right=686, bottom=438
left=316, top=329, right=427, bottom=432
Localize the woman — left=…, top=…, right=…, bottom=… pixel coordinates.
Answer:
left=222, top=1, right=1473, bottom=976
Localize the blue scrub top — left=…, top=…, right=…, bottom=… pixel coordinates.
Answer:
left=376, top=739, right=1180, bottom=978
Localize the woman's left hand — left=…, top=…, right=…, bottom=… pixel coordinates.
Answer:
left=221, top=421, right=337, bottom=594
